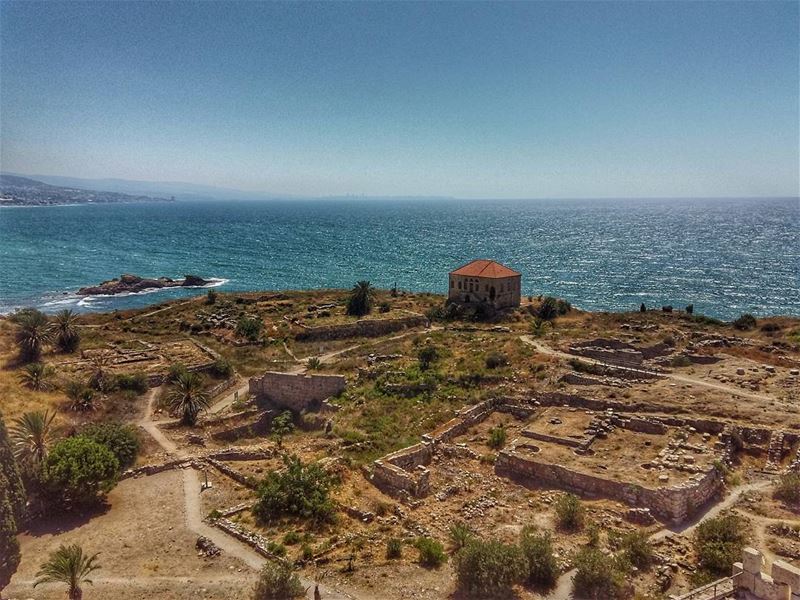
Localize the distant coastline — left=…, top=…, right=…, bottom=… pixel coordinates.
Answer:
left=0, top=174, right=174, bottom=207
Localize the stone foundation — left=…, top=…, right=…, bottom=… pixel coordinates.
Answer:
left=249, top=371, right=346, bottom=412
left=495, top=448, right=723, bottom=523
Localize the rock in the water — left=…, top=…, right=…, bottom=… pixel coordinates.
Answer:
left=78, top=273, right=210, bottom=296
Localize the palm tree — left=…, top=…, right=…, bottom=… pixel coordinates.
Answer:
left=10, top=410, right=56, bottom=467
left=13, top=309, right=54, bottom=363
left=54, top=309, right=81, bottom=353
left=167, top=371, right=210, bottom=425
left=65, top=380, right=95, bottom=412
left=346, top=281, right=375, bottom=316
left=88, top=352, right=114, bottom=393
left=34, top=543, right=100, bottom=600
left=19, top=362, right=55, bottom=391
left=530, top=318, right=552, bottom=338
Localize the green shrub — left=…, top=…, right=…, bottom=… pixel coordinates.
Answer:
left=620, top=531, right=654, bottom=569
left=379, top=301, right=391, bottom=313
left=206, top=289, right=218, bottom=305
left=537, top=297, right=559, bottom=320
left=386, top=537, right=403, bottom=559
left=270, top=411, right=295, bottom=448
left=732, top=313, right=757, bottom=330
left=253, top=455, right=336, bottom=525
left=686, top=304, right=694, bottom=315
left=448, top=521, right=475, bottom=551
left=520, top=528, right=558, bottom=586
left=282, top=531, right=301, bottom=546
left=694, top=514, right=747, bottom=576
left=211, top=358, right=233, bottom=378
left=306, top=357, right=322, bottom=370
left=774, top=472, right=800, bottom=504
left=236, top=316, right=263, bottom=341
left=454, top=538, right=526, bottom=597
left=670, top=355, right=692, bottom=368
left=116, top=372, right=149, bottom=394
left=41, top=436, right=119, bottom=507
left=485, top=351, right=509, bottom=369
left=555, top=493, right=585, bottom=531
left=81, top=422, right=140, bottom=470
left=415, top=537, right=446, bottom=568
left=266, top=541, right=286, bottom=557
left=487, top=425, right=507, bottom=450
left=418, top=345, right=439, bottom=370
left=573, top=547, right=629, bottom=599
left=251, top=560, right=304, bottom=599
left=167, top=363, right=189, bottom=383
left=301, top=544, right=313, bottom=561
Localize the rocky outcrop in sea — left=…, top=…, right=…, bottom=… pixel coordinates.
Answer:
left=77, top=273, right=210, bottom=296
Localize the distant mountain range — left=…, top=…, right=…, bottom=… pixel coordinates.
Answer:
left=0, top=174, right=174, bottom=206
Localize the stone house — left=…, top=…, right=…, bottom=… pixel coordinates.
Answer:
left=448, top=259, right=521, bottom=309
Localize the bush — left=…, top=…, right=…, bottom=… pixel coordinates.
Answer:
left=282, top=531, right=301, bottom=546
left=449, top=521, right=475, bottom=551
left=81, top=422, right=140, bottom=470
left=415, top=537, right=446, bottom=568
left=167, top=363, right=189, bottom=383
left=573, top=547, right=629, bottom=599
left=538, top=297, right=559, bottom=320
left=555, top=493, right=585, bottom=531
left=520, top=528, right=558, bottom=586
left=41, top=437, right=119, bottom=507
left=116, top=372, right=149, bottom=394
left=774, top=472, right=800, bottom=504
left=306, top=357, right=321, bottom=370
left=418, top=345, right=439, bottom=371
left=211, top=358, right=233, bottom=378
left=485, top=351, right=509, bottom=369
left=686, top=304, right=694, bottom=315
left=270, top=411, right=294, bottom=448
left=732, top=313, right=757, bottom=330
left=236, top=316, right=263, bottom=341
left=619, top=531, right=653, bottom=569
left=487, top=425, right=507, bottom=450
left=670, top=355, right=692, bottom=368
left=206, top=289, right=217, bottom=305
left=379, top=301, right=391, bottom=313
left=694, top=514, right=747, bottom=576
left=253, top=455, right=336, bottom=525
left=454, top=538, right=526, bottom=597
left=252, top=561, right=304, bottom=599
left=386, top=537, right=403, bottom=559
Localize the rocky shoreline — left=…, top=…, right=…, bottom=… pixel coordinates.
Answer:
left=77, top=273, right=211, bottom=296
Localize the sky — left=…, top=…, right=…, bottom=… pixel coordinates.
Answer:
left=1, top=1, right=798, bottom=199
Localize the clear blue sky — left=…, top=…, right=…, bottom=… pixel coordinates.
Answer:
left=1, top=1, right=798, bottom=198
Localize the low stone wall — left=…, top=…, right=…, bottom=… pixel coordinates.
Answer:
left=495, top=449, right=723, bottom=523
left=249, top=371, right=346, bottom=412
left=211, top=410, right=275, bottom=442
left=121, top=458, right=195, bottom=479
left=424, top=399, right=499, bottom=444
left=520, top=430, right=585, bottom=448
left=206, top=458, right=258, bottom=489
left=212, top=518, right=287, bottom=563
left=294, top=314, right=428, bottom=342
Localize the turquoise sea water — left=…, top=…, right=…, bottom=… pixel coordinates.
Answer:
left=0, top=197, right=798, bottom=319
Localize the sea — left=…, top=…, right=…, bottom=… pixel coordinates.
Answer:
left=0, top=197, right=798, bottom=320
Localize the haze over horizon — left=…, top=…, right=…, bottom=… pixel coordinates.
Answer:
left=1, top=1, right=798, bottom=200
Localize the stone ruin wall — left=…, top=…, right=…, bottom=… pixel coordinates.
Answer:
left=248, top=371, right=346, bottom=412
left=294, top=314, right=428, bottom=342
left=494, top=449, right=723, bottom=523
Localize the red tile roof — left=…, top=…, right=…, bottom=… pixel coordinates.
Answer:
left=449, top=259, right=520, bottom=279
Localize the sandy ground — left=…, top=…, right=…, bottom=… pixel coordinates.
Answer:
left=4, top=470, right=258, bottom=600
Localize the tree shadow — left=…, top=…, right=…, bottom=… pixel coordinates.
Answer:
left=22, top=500, right=111, bottom=538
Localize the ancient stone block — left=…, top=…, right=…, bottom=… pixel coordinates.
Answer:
left=743, top=547, right=764, bottom=574
left=772, top=559, right=800, bottom=590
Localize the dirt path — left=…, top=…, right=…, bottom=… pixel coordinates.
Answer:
left=519, top=335, right=777, bottom=403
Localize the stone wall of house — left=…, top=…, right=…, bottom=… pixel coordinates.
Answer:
left=249, top=371, right=346, bottom=412
left=423, top=399, right=499, bottom=443
left=294, top=314, right=427, bottom=342
left=495, top=449, right=723, bottom=523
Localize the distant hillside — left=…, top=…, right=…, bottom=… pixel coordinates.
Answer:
left=0, top=174, right=174, bottom=206
left=7, top=173, right=285, bottom=201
